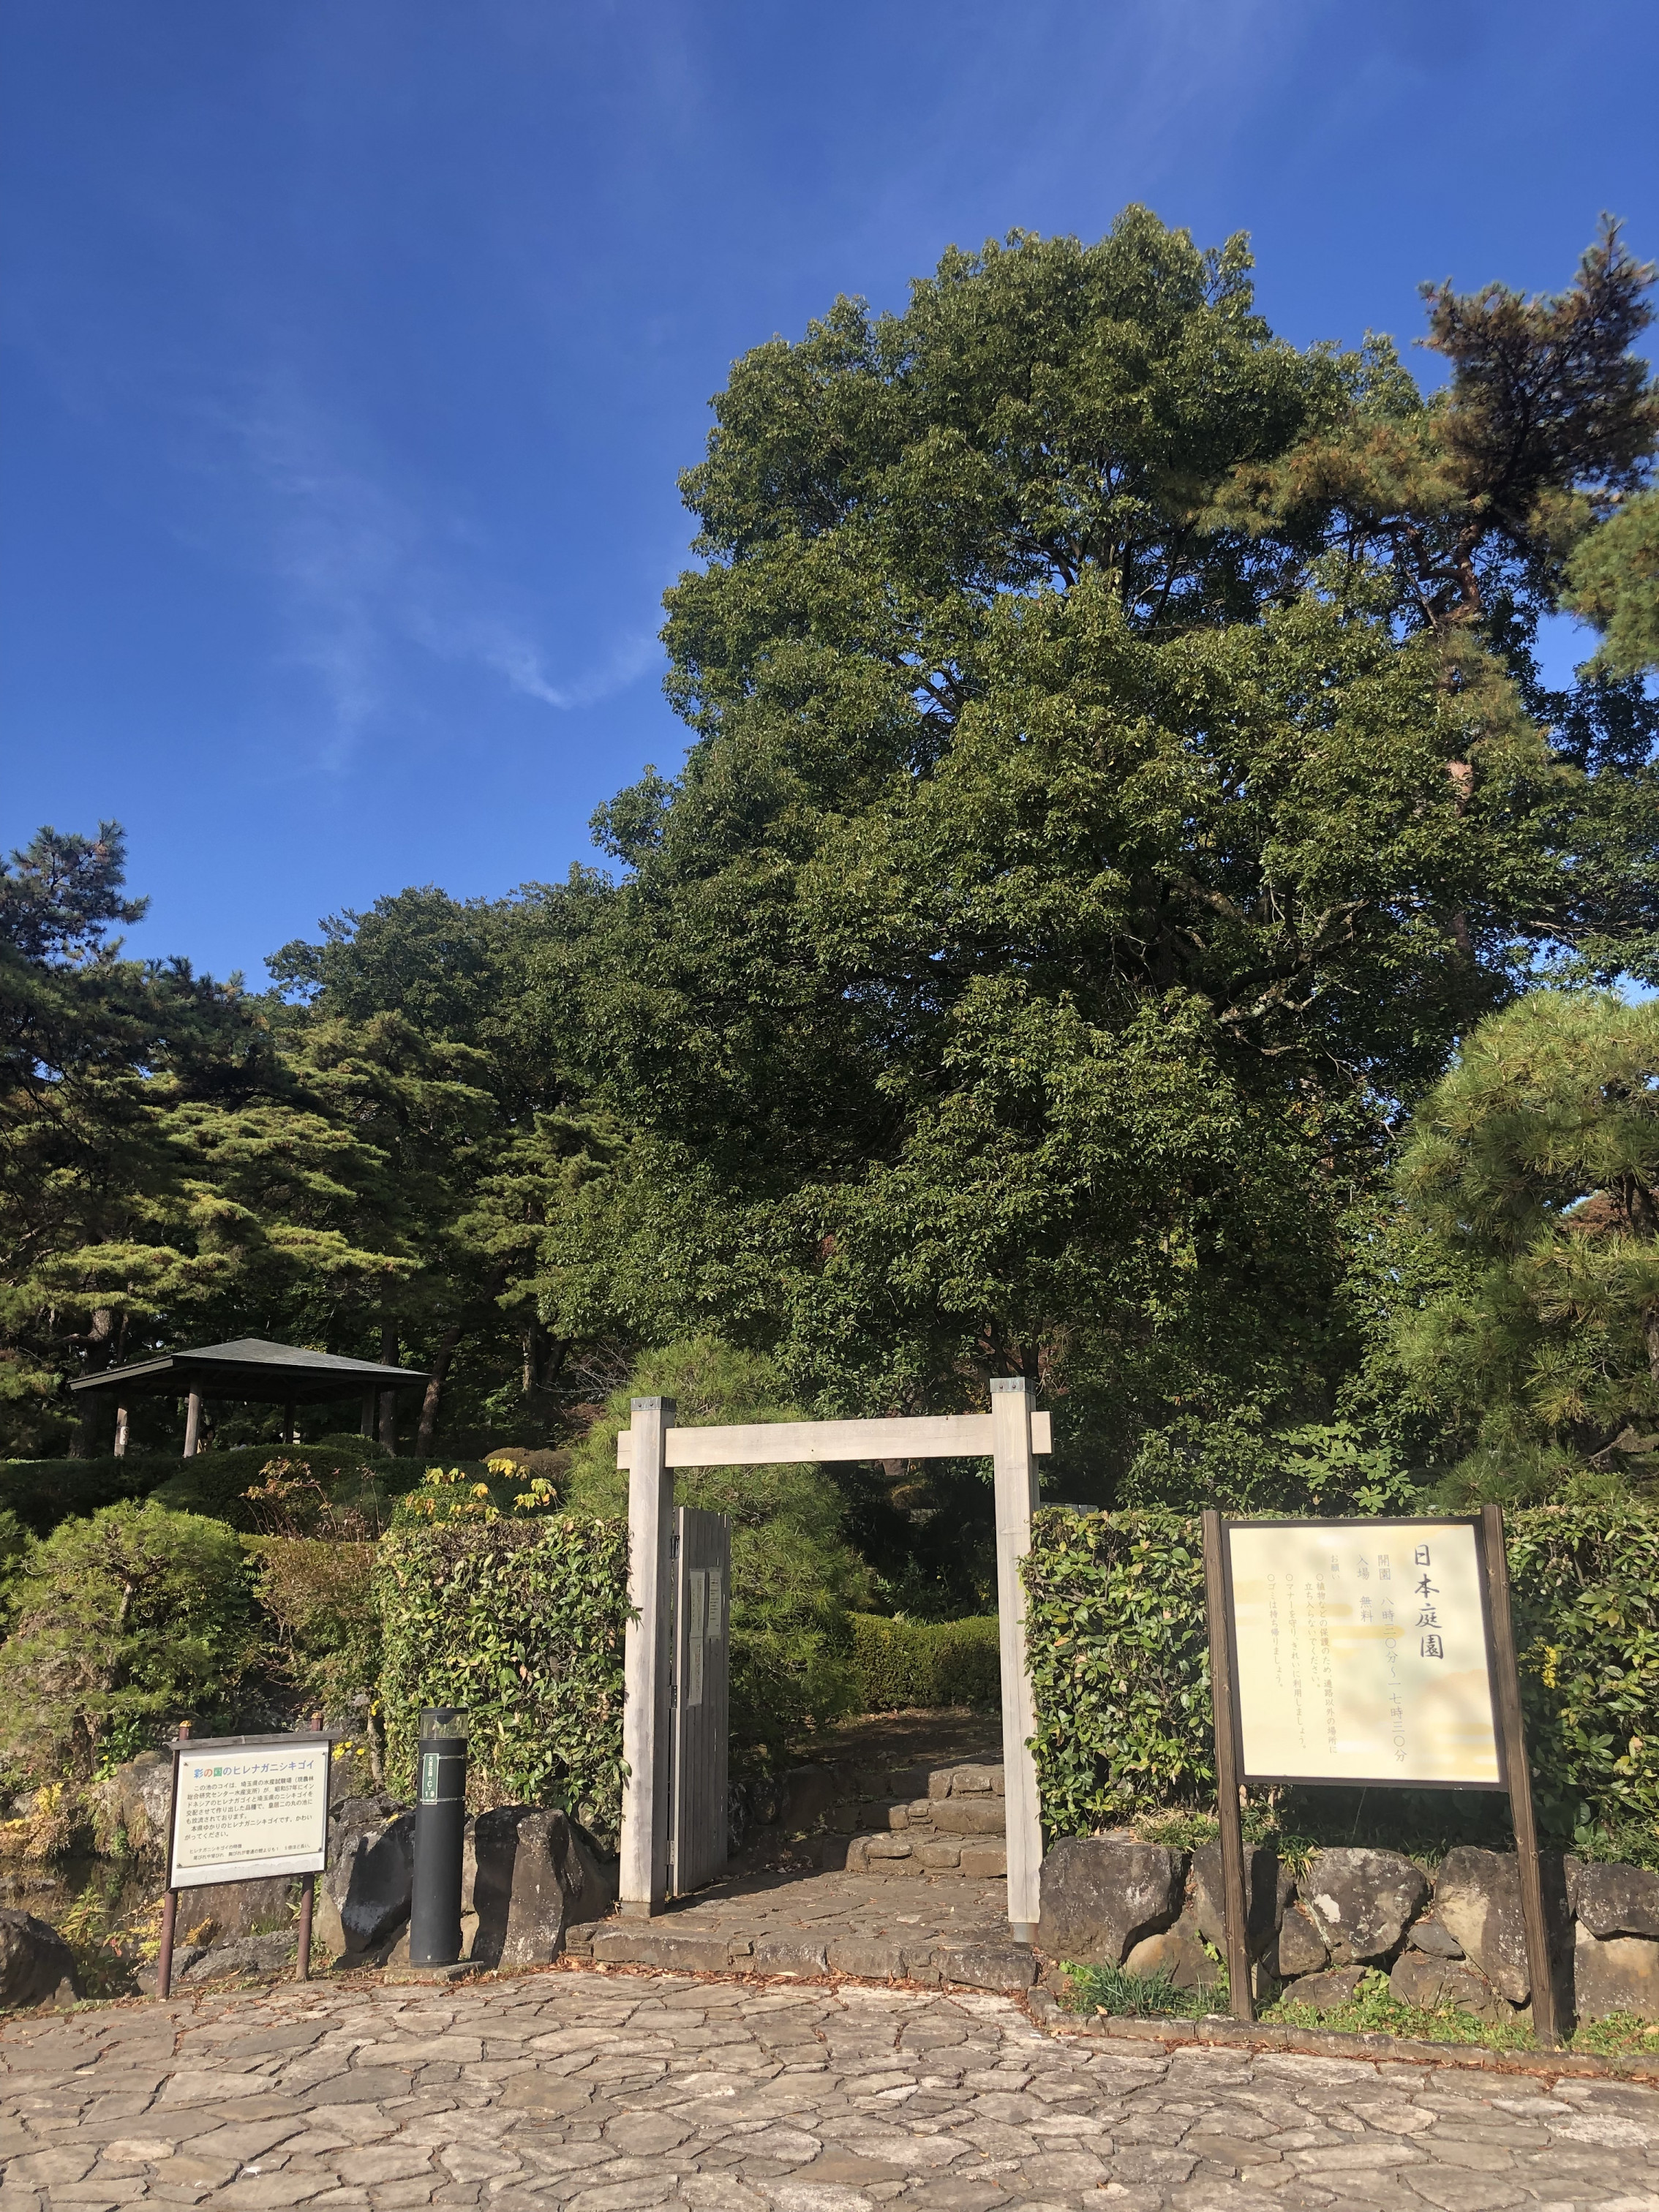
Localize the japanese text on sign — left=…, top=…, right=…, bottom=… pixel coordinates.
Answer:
left=1225, top=1521, right=1501, bottom=1787
left=169, top=1742, right=331, bottom=1886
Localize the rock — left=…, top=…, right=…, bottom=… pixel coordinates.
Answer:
left=1124, top=1912, right=1218, bottom=1991
left=1390, top=1951, right=1505, bottom=2020
left=1573, top=1923, right=1659, bottom=2024
left=1407, top=1917, right=1464, bottom=1958
left=1283, top=1964, right=1366, bottom=2013
left=1434, top=1846, right=1551, bottom=2006
left=90, top=1749, right=175, bottom=1858
left=135, top=1942, right=206, bottom=1993
left=1037, top=1837, right=1186, bottom=1966
left=317, top=1798, right=415, bottom=1957
left=780, top=1766, right=840, bottom=1831
left=177, top=1875, right=297, bottom=1945
left=1192, top=1843, right=1292, bottom=1961
left=931, top=1799, right=1006, bottom=1836
left=1570, top=1859, right=1659, bottom=1941
left=959, top=1844, right=1007, bottom=1878
left=1301, top=1848, right=1429, bottom=1966
left=1273, top=1903, right=1329, bottom=1979
left=469, top=1807, right=617, bottom=1968
left=178, top=1931, right=297, bottom=1983
left=0, top=1910, right=80, bottom=2009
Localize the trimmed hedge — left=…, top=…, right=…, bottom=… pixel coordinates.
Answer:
left=375, top=1514, right=628, bottom=1832
left=1023, top=1504, right=1659, bottom=1849
left=0, top=1440, right=414, bottom=1535
left=850, top=1613, right=1001, bottom=1712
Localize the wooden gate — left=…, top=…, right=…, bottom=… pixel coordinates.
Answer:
left=668, top=1506, right=730, bottom=1897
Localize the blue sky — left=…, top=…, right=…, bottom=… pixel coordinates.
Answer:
left=3, top=0, right=1655, bottom=982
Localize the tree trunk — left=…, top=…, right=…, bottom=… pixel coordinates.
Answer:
left=72, top=1306, right=116, bottom=1458
left=415, top=1324, right=463, bottom=1460
left=377, top=1325, right=399, bottom=1453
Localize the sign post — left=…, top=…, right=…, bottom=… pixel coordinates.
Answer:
left=1202, top=1510, right=1557, bottom=2044
left=157, top=1727, right=334, bottom=1999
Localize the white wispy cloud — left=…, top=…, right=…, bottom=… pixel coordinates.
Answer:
left=201, top=375, right=658, bottom=770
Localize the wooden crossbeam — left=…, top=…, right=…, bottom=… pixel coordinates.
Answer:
left=617, top=1410, right=1053, bottom=1470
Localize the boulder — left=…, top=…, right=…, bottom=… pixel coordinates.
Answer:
left=1037, top=1837, right=1186, bottom=1966
left=469, top=1807, right=617, bottom=1968
left=178, top=1931, right=297, bottom=1984
left=316, top=1797, right=415, bottom=1958
left=1192, top=1843, right=1293, bottom=1961
left=91, top=1749, right=175, bottom=1858
left=0, top=1911, right=80, bottom=2010
left=1407, top=1918, right=1464, bottom=1959
left=1273, top=1903, right=1329, bottom=1979
left=1389, top=1952, right=1505, bottom=2021
left=1282, top=1964, right=1365, bottom=2014
left=176, top=1876, right=296, bottom=1946
left=780, top=1766, right=840, bottom=1831
left=1434, top=1847, right=1550, bottom=2006
left=1301, top=1848, right=1429, bottom=1966
left=1124, top=1913, right=1218, bottom=1991
left=1570, top=1860, right=1659, bottom=1942
left=1573, top=1924, right=1659, bottom=2025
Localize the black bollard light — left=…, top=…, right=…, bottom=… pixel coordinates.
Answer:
left=408, top=1707, right=469, bottom=1966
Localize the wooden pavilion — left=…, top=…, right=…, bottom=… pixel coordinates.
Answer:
left=69, top=1336, right=430, bottom=1457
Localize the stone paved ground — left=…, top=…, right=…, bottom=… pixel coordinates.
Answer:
left=573, top=1868, right=1023, bottom=1985
left=4, top=1965, right=1659, bottom=2212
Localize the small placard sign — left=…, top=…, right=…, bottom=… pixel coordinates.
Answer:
left=1222, top=1517, right=1503, bottom=1791
left=168, top=1733, right=333, bottom=1889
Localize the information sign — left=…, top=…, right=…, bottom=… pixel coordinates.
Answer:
left=167, top=1732, right=333, bottom=1889
left=1222, top=1517, right=1503, bottom=1790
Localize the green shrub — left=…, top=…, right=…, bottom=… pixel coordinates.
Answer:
left=149, top=1440, right=412, bottom=1526
left=0, top=1501, right=255, bottom=1787
left=0, top=1453, right=169, bottom=1534
left=849, top=1614, right=1001, bottom=1712
left=565, top=1338, right=868, bottom=1762
left=1023, top=1503, right=1659, bottom=1851
left=247, top=1538, right=381, bottom=1729
left=375, top=1514, right=628, bottom=1833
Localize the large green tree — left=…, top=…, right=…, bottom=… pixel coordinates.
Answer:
left=533, top=211, right=1657, bottom=1478
left=1394, top=990, right=1659, bottom=1499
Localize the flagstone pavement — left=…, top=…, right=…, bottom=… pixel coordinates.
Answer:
left=3, top=1963, right=1659, bottom=2212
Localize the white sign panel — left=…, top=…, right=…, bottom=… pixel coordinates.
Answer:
left=1224, top=1519, right=1502, bottom=1789
left=168, top=1738, right=332, bottom=1888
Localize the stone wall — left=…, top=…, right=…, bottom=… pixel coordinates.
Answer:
left=1038, top=1834, right=1659, bottom=2027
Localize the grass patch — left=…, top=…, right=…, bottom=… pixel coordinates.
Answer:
left=1263, top=1968, right=1535, bottom=2050
left=1061, top=1954, right=1228, bottom=2020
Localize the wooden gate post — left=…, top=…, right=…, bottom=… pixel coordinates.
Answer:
left=620, top=1395, right=675, bottom=1917
left=991, top=1377, right=1043, bottom=1944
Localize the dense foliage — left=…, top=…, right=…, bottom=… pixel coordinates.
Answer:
left=849, top=1612, right=1000, bottom=1712
left=1023, top=1504, right=1659, bottom=1854
left=375, top=1513, right=630, bottom=1832
left=0, top=1502, right=254, bottom=1787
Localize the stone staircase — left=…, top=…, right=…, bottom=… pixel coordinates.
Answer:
left=778, top=1758, right=1007, bottom=1880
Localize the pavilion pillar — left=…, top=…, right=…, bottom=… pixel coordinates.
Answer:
left=183, top=1391, right=203, bottom=1459
left=282, top=1402, right=295, bottom=1446
left=361, top=1388, right=376, bottom=1440
left=114, top=1404, right=129, bottom=1459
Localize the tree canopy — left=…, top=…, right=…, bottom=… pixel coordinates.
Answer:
left=4, top=208, right=1656, bottom=1538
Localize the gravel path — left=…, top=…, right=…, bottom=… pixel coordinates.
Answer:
left=2, top=1964, right=1658, bottom=2211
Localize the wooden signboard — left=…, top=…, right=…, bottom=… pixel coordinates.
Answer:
left=155, top=1728, right=335, bottom=1998
left=1201, top=1505, right=1557, bottom=2044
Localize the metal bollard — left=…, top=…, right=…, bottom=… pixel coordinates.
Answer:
left=408, top=1707, right=469, bottom=1966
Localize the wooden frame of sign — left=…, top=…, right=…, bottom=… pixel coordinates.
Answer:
left=1200, top=1504, right=1557, bottom=2044
left=155, top=1726, right=336, bottom=1998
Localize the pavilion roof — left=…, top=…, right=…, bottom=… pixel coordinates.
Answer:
left=69, top=1337, right=429, bottom=1406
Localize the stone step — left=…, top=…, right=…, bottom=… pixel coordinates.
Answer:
left=840, top=1761, right=1007, bottom=1879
